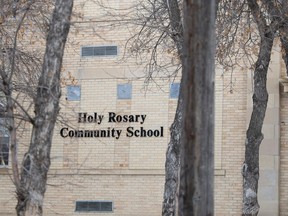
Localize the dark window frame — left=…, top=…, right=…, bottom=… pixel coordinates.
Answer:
left=0, top=118, right=9, bottom=167
left=75, top=200, right=113, bottom=212
left=81, top=45, right=118, bottom=57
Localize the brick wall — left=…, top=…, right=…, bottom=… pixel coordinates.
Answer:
left=0, top=1, right=285, bottom=215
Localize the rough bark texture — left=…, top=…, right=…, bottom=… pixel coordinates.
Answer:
left=162, top=84, right=183, bottom=216
left=162, top=0, right=184, bottom=215
left=242, top=0, right=275, bottom=215
left=163, top=0, right=184, bottom=58
left=242, top=36, right=274, bottom=216
left=16, top=0, right=73, bottom=215
left=178, top=1, right=216, bottom=216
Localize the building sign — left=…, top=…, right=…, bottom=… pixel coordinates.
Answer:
left=60, top=112, right=164, bottom=139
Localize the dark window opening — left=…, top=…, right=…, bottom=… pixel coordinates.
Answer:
left=0, top=136, right=9, bottom=166
left=81, top=46, right=118, bottom=57
left=75, top=201, right=113, bottom=212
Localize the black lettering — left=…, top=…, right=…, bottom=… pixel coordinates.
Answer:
left=106, top=127, right=110, bottom=137
left=126, top=127, right=134, bottom=137
left=78, top=113, right=87, bottom=123
left=85, top=130, right=93, bottom=137
left=135, top=115, right=140, bottom=122
left=87, top=115, right=93, bottom=123
left=93, top=130, right=100, bottom=137
left=122, top=115, right=128, bottom=123
left=116, top=115, right=122, bottom=122
left=94, top=113, right=97, bottom=123
left=60, top=128, right=68, bottom=138
left=115, top=130, right=121, bottom=139
left=100, top=130, right=107, bottom=137
left=77, top=130, right=84, bottom=137
left=147, top=129, right=153, bottom=137
left=134, top=129, right=140, bottom=137
left=129, top=115, right=134, bottom=123
left=140, top=127, right=146, bottom=137
left=68, top=130, right=75, bottom=137
left=140, top=115, right=147, bottom=124
left=154, top=130, right=160, bottom=137
left=109, top=112, right=116, bottom=123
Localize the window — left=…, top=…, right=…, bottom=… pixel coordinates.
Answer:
left=117, top=83, right=132, bottom=99
left=81, top=46, right=118, bottom=57
left=169, top=83, right=180, bottom=99
left=0, top=136, right=9, bottom=166
left=0, top=118, right=9, bottom=166
left=67, top=86, right=81, bottom=101
left=75, top=201, right=113, bottom=212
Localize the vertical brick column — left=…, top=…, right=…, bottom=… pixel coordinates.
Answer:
left=214, top=69, right=224, bottom=170
left=114, top=82, right=132, bottom=169
left=62, top=87, right=81, bottom=169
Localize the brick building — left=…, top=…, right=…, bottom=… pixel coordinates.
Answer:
left=0, top=0, right=286, bottom=215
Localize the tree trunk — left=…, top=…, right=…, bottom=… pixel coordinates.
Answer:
left=242, top=1, right=275, bottom=215
left=16, top=0, right=73, bottom=215
left=242, top=32, right=274, bottom=216
left=162, top=0, right=184, bottom=215
left=162, top=83, right=183, bottom=216
left=178, top=1, right=216, bottom=216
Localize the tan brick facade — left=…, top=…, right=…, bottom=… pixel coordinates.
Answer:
left=0, top=1, right=286, bottom=215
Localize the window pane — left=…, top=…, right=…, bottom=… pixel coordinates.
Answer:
left=88, top=202, right=100, bottom=211
left=0, top=136, right=9, bottom=166
left=101, top=202, right=113, bottom=211
left=81, top=46, right=118, bottom=57
left=81, top=47, right=94, bottom=57
left=105, top=46, right=117, bottom=55
left=75, top=201, right=88, bottom=211
left=94, top=47, right=105, bottom=56
left=170, top=83, right=180, bottom=99
left=67, top=86, right=81, bottom=101
left=76, top=201, right=113, bottom=212
left=117, top=83, right=132, bottom=99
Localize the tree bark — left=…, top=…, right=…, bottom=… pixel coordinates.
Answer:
left=162, top=83, right=183, bottom=216
left=242, top=35, right=274, bottom=216
left=242, top=1, right=275, bottom=215
left=162, top=0, right=184, bottom=215
left=16, top=0, right=73, bottom=215
left=178, top=1, right=216, bottom=216
left=162, top=0, right=184, bottom=58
